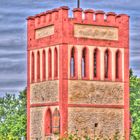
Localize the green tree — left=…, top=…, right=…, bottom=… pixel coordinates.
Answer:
left=0, top=89, right=26, bottom=140
left=130, top=69, right=140, bottom=140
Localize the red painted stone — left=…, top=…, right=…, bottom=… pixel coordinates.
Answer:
left=27, top=6, right=130, bottom=140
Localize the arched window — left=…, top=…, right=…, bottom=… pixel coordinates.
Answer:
left=31, top=52, right=35, bottom=82
left=42, top=50, right=46, bottom=81
left=54, top=48, right=58, bottom=78
left=104, top=49, right=109, bottom=79
left=115, top=50, right=122, bottom=80
left=48, top=49, right=52, bottom=79
left=45, top=108, right=52, bottom=136
left=52, top=108, right=60, bottom=134
left=37, top=51, right=40, bottom=81
left=70, top=47, right=75, bottom=77
left=82, top=47, right=88, bottom=78
left=93, top=48, right=98, bottom=78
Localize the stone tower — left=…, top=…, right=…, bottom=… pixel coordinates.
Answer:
left=27, top=6, right=130, bottom=140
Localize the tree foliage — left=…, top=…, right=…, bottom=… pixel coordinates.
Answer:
left=0, top=89, right=26, bottom=140
left=130, top=69, right=140, bottom=140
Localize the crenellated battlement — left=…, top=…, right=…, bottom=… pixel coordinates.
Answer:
left=27, top=6, right=129, bottom=50
left=27, top=6, right=129, bottom=28
left=72, top=9, right=129, bottom=25
left=84, top=9, right=94, bottom=21
left=27, top=6, right=69, bottom=29
left=73, top=8, right=83, bottom=21
left=106, top=12, right=116, bottom=23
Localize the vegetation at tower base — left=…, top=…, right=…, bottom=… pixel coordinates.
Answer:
left=0, top=89, right=26, bottom=140
left=130, top=69, right=140, bottom=140
left=59, top=129, right=125, bottom=140
left=0, top=70, right=139, bottom=139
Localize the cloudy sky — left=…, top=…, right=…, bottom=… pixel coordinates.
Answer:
left=0, top=0, right=140, bottom=96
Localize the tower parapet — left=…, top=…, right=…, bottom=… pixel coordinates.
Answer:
left=73, top=8, right=83, bottom=21
left=27, top=6, right=129, bottom=50
left=27, top=7, right=129, bottom=27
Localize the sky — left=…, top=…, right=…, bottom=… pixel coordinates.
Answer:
left=0, top=0, right=140, bottom=96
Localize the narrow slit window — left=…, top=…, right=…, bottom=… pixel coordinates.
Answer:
left=48, top=49, right=52, bottom=78
left=93, top=49, right=97, bottom=78
left=45, top=108, right=52, bottom=136
left=104, top=49, right=109, bottom=79
left=82, top=48, right=86, bottom=78
left=116, top=50, right=121, bottom=79
left=37, top=51, right=40, bottom=81
left=42, top=50, right=46, bottom=81
left=54, top=48, right=58, bottom=78
left=70, top=47, right=75, bottom=77
left=31, top=52, right=35, bottom=82
left=52, top=108, right=60, bottom=134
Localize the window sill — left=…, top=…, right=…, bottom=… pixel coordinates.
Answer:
left=93, top=77, right=100, bottom=81
left=37, top=79, right=41, bottom=82
left=115, top=78, right=122, bottom=82
left=82, top=77, right=89, bottom=80
left=48, top=77, right=52, bottom=80
left=54, top=77, right=58, bottom=80
left=70, top=76, right=78, bottom=80
left=42, top=78, right=46, bottom=81
left=45, top=133, right=52, bottom=136
left=104, top=78, right=111, bottom=81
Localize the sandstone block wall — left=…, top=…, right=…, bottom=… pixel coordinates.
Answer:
left=68, top=80, right=124, bottom=105
left=30, top=81, right=59, bottom=104
left=74, top=24, right=118, bottom=41
left=30, top=107, right=59, bottom=140
left=30, top=107, right=45, bottom=140
left=68, top=107, right=124, bottom=139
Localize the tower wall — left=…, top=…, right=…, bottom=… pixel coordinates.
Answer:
left=27, top=6, right=130, bottom=140
left=67, top=44, right=125, bottom=138
left=68, top=108, right=124, bottom=139
left=30, top=106, right=59, bottom=140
